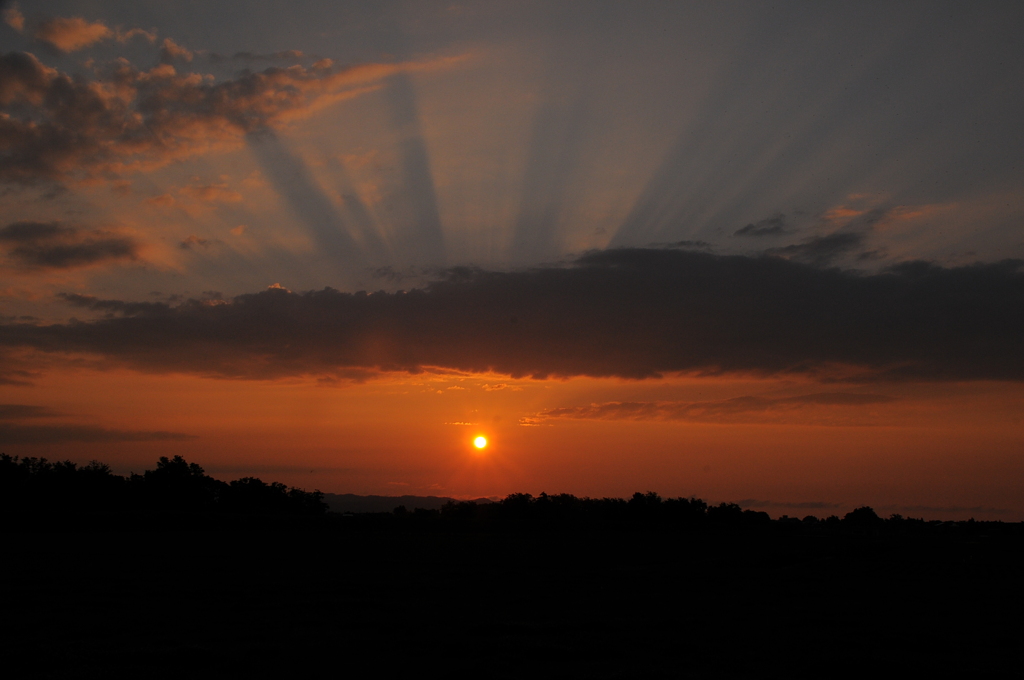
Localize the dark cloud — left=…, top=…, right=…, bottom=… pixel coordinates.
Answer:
left=530, top=392, right=893, bottom=423
left=768, top=232, right=864, bottom=266
left=734, top=214, right=787, bottom=237
left=0, top=403, right=60, bottom=419
left=371, top=265, right=422, bottom=283
left=0, top=221, right=137, bottom=269
left=0, top=248, right=1022, bottom=381
left=0, top=369, right=35, bottom=386
left=56, top=293, right=169, bottom=317
left=856, top=249, right=887, bottom=261
left=179, top=234, right=220, bottom=250
left=652, top=240, right=712, bottom=250
left=0, top=221, right=72, bottom=242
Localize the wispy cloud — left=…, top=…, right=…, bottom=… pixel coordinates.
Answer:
left=767, top=232, right=864, bottom=267
left=0, top=403, right=60, bottom=419
left=0, top=402, right=193, bottom=443
left=0, top=221, right=138, bottom=269
left=530, top=392, right=893, bottom=424
left=0, top=49, right=466, bottom=184
left=734, top=213, right=787, bottom=237
left=0, top=423, right=193, bottom=444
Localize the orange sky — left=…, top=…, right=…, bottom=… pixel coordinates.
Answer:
left=4, top=366, right=1022, bottom=519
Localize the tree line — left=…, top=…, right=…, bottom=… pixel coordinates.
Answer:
left=0, top=454, right=326, bottom=518
left=397, top=491, right=1000, bottom=534
left=2, top=453, right=1017, bottom=536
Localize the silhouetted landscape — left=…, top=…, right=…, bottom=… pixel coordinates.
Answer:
left=2, top=453, right=1022, bottom=678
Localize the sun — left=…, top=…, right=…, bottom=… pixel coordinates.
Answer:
left=473, top=436, right=488, bottom=449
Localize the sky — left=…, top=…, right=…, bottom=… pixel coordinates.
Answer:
left=1, top=0, right=1023, bottom=519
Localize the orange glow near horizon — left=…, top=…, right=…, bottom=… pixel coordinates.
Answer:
left=1, top=366, right=1023, bottom=519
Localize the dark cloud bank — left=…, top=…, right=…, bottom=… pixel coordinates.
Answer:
left=1, top=249, right=1022, bottom=381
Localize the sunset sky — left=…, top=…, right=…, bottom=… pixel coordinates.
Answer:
left=2, top=1, right=1023, bottom=519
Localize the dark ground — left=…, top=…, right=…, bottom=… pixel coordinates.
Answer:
left=2, top=523, right=1021, bottom=679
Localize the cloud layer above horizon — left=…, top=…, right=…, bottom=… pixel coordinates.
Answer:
left=3, top=248, right=1021, bottom=382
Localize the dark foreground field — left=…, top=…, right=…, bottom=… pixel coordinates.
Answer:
left=3, top=522, right=1022, bottom=679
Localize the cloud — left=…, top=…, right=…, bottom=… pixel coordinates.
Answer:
left=768, top=232, right=864, bottom=266
left=3, top=4, right=24, bottom=32
left=530, top=392, right=894, bottom=424
left=145, top=194, right=176, bottom=208
left=0, top=221, right=138, bottom=269
left=0, top=337, right=43, bottom=385
left=734, top=213, right=787, bottom=237
left=34, top=17, right=112, bottom=52
left=56, top=292, right=184, bottom=317
left=0, top=248, right=1021, bottom=381
left=0, top=401, right=193, bottom=443
left=0, top=403, right=59, bottom=419
left=159, top=37, right=192, bottom=63
left=765, top=202, right=940, bottom=264
left=650, top=240, right=713, bottom=250
left=0, top=371, right=35, bottom=386
left=115, top=28, right=156, bottom=44
left=9, top=12, right=152, bottom=50
left=0, top=423, right=192, bottom=444
left=0, top=49, right=466, bottom=184
left=179, top=234, right=219, bottom=250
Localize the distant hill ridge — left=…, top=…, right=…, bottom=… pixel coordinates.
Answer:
left=322, top=493, right=495, bottom=514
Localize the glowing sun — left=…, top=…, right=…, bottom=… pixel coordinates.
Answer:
left=473, top=436, right=488, bottom=449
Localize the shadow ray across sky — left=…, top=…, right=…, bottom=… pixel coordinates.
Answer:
left=508, top=90, right=591, bottom=265
left=383, top=73, right=446, bottom=266
left=247, top=130, right=369, bottom=272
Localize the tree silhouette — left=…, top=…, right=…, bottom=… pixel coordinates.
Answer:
left=844, top=506, right=884, bottom=527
